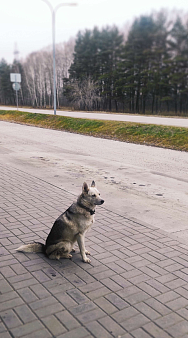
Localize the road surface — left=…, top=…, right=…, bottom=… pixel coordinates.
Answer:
left=0, top=120, right=188, bottom=240
left=1, top=106, right=188, bottom=127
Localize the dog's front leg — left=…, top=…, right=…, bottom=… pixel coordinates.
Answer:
left=77, top=233, right=91, bottom=263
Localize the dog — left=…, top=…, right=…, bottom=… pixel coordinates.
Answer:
left=16, top=181, right=104, bottom=263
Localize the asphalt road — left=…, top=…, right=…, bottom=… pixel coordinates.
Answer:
left=0, top=120, right=188, bottom=240
left=1, top=106, right=188, bottom=127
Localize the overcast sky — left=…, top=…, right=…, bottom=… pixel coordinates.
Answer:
left=1, top=0, right=188, bottom=63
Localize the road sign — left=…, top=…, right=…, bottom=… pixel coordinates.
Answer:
left=12, top=83, right=20, bottom=91
left=10, top=73, right=21, bottom=83
left=10, top=73, right=21, bottom=110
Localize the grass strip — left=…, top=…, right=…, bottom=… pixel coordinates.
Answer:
left=0, top=110, right=188, bottom=152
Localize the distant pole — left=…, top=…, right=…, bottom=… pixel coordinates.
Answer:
left=16, top=88, right=19, bottom=110
left=42, top=0, right=77, bottom=115
left=52, top=7, right=56, bottom=115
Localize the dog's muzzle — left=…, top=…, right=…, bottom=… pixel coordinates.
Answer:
left=100, top=200, right=104, bottom=204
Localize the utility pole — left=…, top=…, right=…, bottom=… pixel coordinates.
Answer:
left=41, top=0, right=77, bottom=115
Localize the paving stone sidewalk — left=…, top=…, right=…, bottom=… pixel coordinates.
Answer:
left=1, top=163, right=188, bottom=338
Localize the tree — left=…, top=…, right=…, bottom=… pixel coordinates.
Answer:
left=22, top=37, right=75, bottom=108
left=68, top=26, right=123, bottom=111
left=64, top=77, right=100, bottom=110
left=117, top=15, right=157, bottom=113
left=167, top=17, right=188, bottom=113
left=0, top=59, right=15, bottom=105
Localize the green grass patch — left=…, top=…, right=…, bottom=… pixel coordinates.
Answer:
left=0, top=110, right=188, bottom=151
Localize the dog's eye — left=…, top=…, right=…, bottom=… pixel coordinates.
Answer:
left=92, top=194, right=96, bottom=197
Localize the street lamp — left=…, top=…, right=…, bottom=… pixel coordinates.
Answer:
left=42, top=0, right=77, bottom=115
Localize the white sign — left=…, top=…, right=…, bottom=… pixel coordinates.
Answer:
left=10, top=73, right=21, bottom=83
left=12, top=83, right=20, bottom=91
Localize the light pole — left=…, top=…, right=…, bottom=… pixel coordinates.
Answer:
left=42, top=0, right=77, bottom=115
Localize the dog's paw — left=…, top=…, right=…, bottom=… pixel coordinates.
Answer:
left=85, top=250, right=90, bottom=255
left=83, top=257, right=91, bottom=263
left=71, top=248, right=76, bottom=253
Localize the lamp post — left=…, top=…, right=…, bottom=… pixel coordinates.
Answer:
left=42, top=0, right=77, bottom=115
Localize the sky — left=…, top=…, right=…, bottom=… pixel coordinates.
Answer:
left=1, top=0, right=188, bottom=63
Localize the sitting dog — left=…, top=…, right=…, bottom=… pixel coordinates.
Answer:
left=16, top=181, right=104, bottom=263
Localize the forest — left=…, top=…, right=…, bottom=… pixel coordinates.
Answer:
left=1, top=10, right=188, bottom=115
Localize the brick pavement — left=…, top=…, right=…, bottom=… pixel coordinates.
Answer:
left=1, top=163, right=188, bottom=337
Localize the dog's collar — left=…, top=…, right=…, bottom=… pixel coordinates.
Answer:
left=78, top=202, right=95, bottom=215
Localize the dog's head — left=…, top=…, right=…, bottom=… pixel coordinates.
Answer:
left=82, top=181, right=104, bottom=206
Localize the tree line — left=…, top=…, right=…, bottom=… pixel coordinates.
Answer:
left=0, top=39, right=74, bottom=108
left=1, top=10, right=188, bottom=115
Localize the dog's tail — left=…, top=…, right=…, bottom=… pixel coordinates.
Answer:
left=16, top=242, right=45, bottom=253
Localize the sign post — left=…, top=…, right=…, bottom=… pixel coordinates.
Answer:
left=10, top=73, right=21, bottom=110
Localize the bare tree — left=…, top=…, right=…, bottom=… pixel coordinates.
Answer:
left=56, top=39, right=75, bottom=107
left=69, top=77, right=101, bottom=111
left=22, top=37, right=75, bottom=108
left=23, top=53, right=39, bottom=107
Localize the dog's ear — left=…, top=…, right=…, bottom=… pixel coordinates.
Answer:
left=82, top=182, right=89, bottom=193
left=91, top=181, right=95, bottom=187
